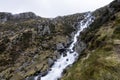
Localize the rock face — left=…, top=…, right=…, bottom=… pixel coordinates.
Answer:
left=37, top=25, right=51, bottom=36
left=0, top=12, right=37, bottom=23
left=0, top=11, right=85, bottom=80
left=12, top=12, right=37, bottom=19
left=0, top=12, right=11, bottom=23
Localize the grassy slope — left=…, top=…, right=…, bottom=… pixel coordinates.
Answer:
left=62, top=9, right=120, bottom=80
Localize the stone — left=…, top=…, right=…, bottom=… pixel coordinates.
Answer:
left=37, top=25, right=51, bottom=36
left=41, top=70, right=48, bottom=77
left=43, top=26, right=51, bottom=35
left=12, top=12, right=37, bottom=19
left=56, top=43, right=64, bottom=50
left=48, top=58, right=54, bottom=67
left=42, top=43, right=49, bottom=48
left=37, top=76, right=41, bottom=80
left=37, top=25, right=43, bottom=36
left=63, top=52, right=67, bottom=57
left=71, top=32, right=75, bottom=39
left=75, top=41, right=86, bottom=54
left=26, top=76, right=35, bottom=80
left=55, top=51, right=61, bottom=59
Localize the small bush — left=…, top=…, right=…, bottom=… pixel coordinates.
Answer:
left=63, top=23, right=75, bottom=35
left=114, top=26, right=120, bottom=34
left=113, top=25, right=120, bottom=39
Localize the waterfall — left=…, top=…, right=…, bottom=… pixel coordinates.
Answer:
left=34, top=12, right=94, bottom=80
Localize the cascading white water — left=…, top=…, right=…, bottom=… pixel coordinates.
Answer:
left=35, top=12, right=94, bottom=80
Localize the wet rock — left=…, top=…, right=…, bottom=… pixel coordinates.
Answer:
left=37, top=76, right=41, bottom=80
left=62, top=69, right=67, bottom=75
left=41, top=70, right=48, bottom=77
left=58, top=48, right=66, bottom=53
left=26, top=76, right=35, bottom=80
left=69, top=49, right=74, bottom=53
left=66, top=59, right=69, bottom=61
left=63, top=52, right=67, bottom=57
left=48, top=58, right=54, bottom=67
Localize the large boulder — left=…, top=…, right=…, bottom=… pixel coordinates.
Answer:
left=56, top=43, right=65, bottom=50
left=75, top=41, right=86, bottom=54
left=48, top=58, right=54, bottom=67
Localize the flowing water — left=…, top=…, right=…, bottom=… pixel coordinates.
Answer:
left=34, top=12, right=94, bottom=80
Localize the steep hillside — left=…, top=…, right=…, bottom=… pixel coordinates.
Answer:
left=0, top=0, right=120, bottom=80
left=0, top=12, right=85, bottom=80
left=62, top=0, right=120, bottom=80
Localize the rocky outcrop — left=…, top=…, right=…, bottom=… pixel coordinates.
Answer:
left=12, top=12, right=37, bottom=20
left=75, top=40, right=86, bottom=54
left=0, top=12, right=37, bottom=23
left=37, top=25, right=51, bottom=36
left=0, top=12, right=11, bottom=23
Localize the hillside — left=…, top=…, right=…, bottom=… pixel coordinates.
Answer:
left=0, top=0, right=120, bottom=80
left=0, top=11, right=86, bottom=80
left=62, top=0, right=120, bottom=80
